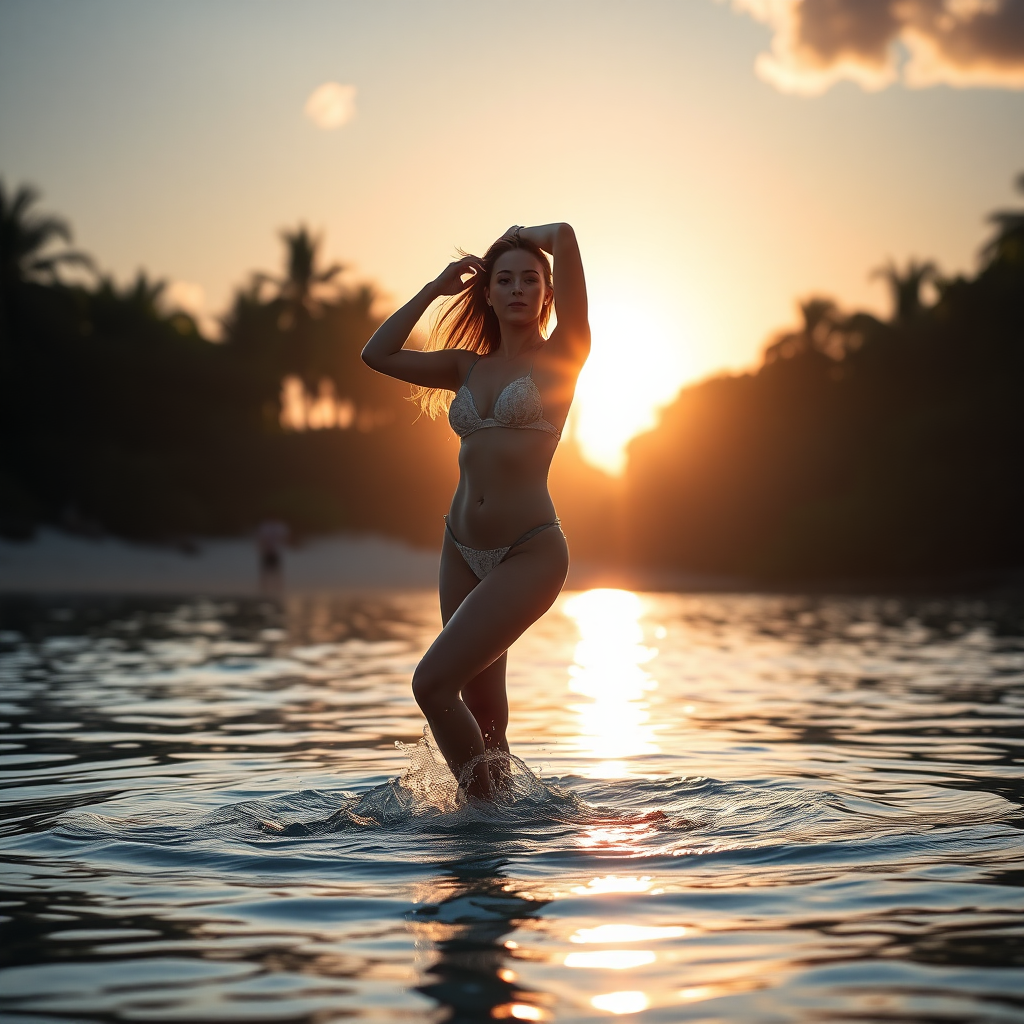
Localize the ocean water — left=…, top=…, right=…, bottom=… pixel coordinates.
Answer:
left=1, top=588, right=1022, bottom=1023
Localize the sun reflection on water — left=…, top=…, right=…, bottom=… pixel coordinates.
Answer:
left=591, top=991, right=651, bottom=1014
left=492, top=1004, right=548, bottom=1021
left=562, top=589, right=659, bottom=776
left=576, top=820, right=662, bottom=853
left=564, top=950, right=656, bottom=969
left=571, top=924, right=687, bottom=943
left=570, top=876, right=660, bottom=895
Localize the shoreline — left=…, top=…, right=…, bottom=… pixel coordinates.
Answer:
left=1, top=529, right=1020, bottom=597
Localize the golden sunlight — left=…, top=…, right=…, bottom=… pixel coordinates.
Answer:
left=571, top=924, right=687, bottom=944
left=564, top=950, right=656, bottom=970
left=576, top=821, right=663, bottom=854
left=590, top=991, right=650, bottom=1015
left=570, top=876, right=659, bottom=896
left=491, top=1004, right=548, bottom=1021
left=563, top=589, right=659, bottom=775
left=570, top=298, right=690, bottom=475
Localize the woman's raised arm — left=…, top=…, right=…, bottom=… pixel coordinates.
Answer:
left=360, top=256, right=480, bottom=390
left=518, top=223, right=590, bottom=362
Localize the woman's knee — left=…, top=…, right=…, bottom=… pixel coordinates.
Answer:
left=411, top=658, right=456, bottom=711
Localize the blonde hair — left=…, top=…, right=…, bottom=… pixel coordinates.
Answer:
left=411, top=237, right=553, bottom=419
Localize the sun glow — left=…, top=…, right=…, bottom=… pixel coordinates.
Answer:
left=565, top=950, right=656, bottom=970
left=590, top=991, right=650, bottom=1015
left=571, top=924, right=687, bottom=943
left=571, top=298, right=690, bottom=475
left=492, top=1004, right=548, bottom=1021
left=563, top=589, right=659, bottom=776
left=571, top=876, right=659, bottom=896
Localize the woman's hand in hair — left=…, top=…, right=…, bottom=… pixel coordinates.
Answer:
left=431, top=255, right=482, bottom=297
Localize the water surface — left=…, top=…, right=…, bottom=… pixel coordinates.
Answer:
left=2, top=589, right=1022, bottom=1022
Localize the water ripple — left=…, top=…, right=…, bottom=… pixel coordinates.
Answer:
left=1, top=591, right=1022, bottom=1022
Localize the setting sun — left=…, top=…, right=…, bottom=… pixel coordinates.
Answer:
left=570, top=297, right=691, bottom=475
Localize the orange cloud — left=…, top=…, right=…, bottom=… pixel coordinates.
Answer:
left=730, top=0, right=1024, bottom=93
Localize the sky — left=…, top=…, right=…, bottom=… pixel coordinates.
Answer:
left=2, top=0, right=1022, bottom=473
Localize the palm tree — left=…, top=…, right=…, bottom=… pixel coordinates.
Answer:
left=764, top=297, right=840, bottom=363
left=90, top=270, right=166, bottom=319
left=871, top=258, right=938, bottom=323
left=221, top=275, right=270, bottom=343
left=981, top=171, right=1024, bottom=266
left=258, top=225, right=343, bottom=330
left=1, top=181, right=93, bottom=297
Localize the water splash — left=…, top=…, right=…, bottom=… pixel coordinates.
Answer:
left=327, top=729, right=585, bottom=832
left=49, top=730, right=1017, bottom=865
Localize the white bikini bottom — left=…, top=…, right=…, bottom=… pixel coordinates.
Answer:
left=444, top=517, right=561, bottom=580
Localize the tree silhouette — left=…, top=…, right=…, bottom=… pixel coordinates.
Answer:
left=0, top=182, right=93, bottom=286
left=0, top=181, right=93, bottom=337
left=85, top=270, right=201, bottom=341
left=871, top=257, right=938, bottom=323
left=246, top=225, right=345, bottom=387
left=257, top=225, right=343, bottom=329
left=2, top=172, right=1018, bottom=573
left=93, top=270, right=165, bottom=316
left=981, top=172, right=1024, bottom=265
left=764, top=297, right=842, bottom=363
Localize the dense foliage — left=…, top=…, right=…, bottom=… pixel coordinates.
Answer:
left=0, top=194, right=456, bottom=546
left=1, top=177, right=1020, bottom=582
left=624, top=177, right=1023, bottom=582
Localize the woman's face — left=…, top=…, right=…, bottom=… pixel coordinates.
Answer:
left=485, top=250, right=552, bottom=327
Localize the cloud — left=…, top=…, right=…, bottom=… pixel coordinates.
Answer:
left=729, top=0, right=1024, bottom=93
left=304, top=82, right=357, bottom=129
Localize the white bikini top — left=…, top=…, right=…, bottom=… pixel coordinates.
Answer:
left=448, top=358, right=561, bottom=440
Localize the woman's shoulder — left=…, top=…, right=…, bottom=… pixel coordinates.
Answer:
left=541, top=325, right=589, bottom=372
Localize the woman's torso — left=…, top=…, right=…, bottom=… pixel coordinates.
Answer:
left=447, top=356, right=571, bottom=547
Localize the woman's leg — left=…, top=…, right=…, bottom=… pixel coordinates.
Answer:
left=462, top=656, right=509, bottom=755
left=439, top=538, right=510, bottom=754
left=414, top=526, right=568, bottom=799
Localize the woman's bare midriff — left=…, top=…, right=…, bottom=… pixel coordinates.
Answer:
left=448, top=428, right=559, bottom=547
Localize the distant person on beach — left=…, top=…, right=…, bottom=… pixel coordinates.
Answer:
left=256, top=519, right=289, bottom=590
left=362, top=224, right=589, bottom=799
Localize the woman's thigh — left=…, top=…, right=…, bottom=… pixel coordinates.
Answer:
left=421, top=526, right=569, bottom=690
left=439, top=528, right=479, bottom=625
left=438, top=532, right=508, bottom=737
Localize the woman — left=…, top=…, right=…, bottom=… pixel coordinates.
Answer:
left=361, top=223, right=590, bottom=800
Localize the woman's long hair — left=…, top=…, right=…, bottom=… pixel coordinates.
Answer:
left=411, top=236, right=553, bottom=419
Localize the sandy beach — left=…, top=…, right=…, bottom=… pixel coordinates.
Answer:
left=0, top=529, right=704, bottom=594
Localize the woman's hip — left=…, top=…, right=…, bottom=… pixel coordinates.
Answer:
left=446, top=491, right=558, bottom=549
left=442, top=513, right=567, bottom=583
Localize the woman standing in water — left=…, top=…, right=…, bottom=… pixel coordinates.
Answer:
left=361, top=224, right=589, bottom=800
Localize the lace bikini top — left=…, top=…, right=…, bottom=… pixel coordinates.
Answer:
left=448, top=358, right=561, bottom=441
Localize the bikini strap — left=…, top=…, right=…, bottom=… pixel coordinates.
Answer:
left=462, top=357, right=481, bottom=386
